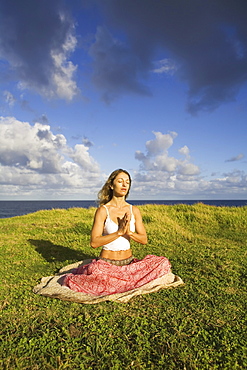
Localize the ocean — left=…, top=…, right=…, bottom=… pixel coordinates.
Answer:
left=0, top=199, right=246, bottom=219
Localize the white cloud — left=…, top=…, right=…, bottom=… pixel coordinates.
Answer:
left=18, top=31, right=79, bottom=101
left=155, top=154, right=178, bottom=172
left=179, top=145, right=190, bottom=159
left=49, top=32, right=79, bottom=101
left=0, top=117, right=65, bottom=173
left=68, top=144, right=99, bottom=172
left=0, top=116, right=101, bottom=199
left=146, top=131, right=177, bottom=155
left=178, top=163, right=200, bottom=176
left=1, top=122, right=246, bottom=200
left=135, top=131, right=198, bottom=174
left=132, top=131, right=247, bottom=198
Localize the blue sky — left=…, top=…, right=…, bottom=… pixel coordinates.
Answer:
left=0, top=0, right=246, bottom=200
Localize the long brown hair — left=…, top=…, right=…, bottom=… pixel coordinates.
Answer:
left=98, top=169, right=132, bottom=206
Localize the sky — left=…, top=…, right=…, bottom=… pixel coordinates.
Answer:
left=0, top=0, right=246, bottom=200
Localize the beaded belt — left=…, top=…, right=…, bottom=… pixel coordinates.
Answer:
left=99, top=256, right=134, bottom=266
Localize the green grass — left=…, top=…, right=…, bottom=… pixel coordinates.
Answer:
left=0, top=204, right=246, bottom=369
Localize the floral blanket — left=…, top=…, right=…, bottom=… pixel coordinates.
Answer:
left=33, top=256, right=184, bottom=304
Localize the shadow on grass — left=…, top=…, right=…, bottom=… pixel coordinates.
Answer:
left=28, top=239, right=93, bottom=263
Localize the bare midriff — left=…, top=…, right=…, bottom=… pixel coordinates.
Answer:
left=99, top=249, right=132, bottom=260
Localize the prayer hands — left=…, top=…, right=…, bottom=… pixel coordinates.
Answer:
left=117, top=212, right=130, bottom=236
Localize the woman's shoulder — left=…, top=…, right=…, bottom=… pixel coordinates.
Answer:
left=130, top=204, right=142, bottom=217
left=95, top=205, right=108, bottom=218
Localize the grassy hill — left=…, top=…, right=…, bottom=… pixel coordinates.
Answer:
left=0, top=204, right=246, bottom=369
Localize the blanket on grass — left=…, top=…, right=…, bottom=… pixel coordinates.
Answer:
left=33, top=256, right=184, bottom=304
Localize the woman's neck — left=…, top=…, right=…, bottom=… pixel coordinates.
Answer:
left=109, top=196, right=127, bottom=208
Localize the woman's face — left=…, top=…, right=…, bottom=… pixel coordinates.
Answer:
left=112, top=172, right=130, bottom=197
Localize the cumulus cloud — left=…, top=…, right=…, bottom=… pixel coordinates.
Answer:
left=68, top=144, right=99, bottom=172
left=1, top=120, right=246, bottom=199
left=179, top=146, right=190, bottom=159
left=131, top=131, right=247, bottom=198
left=225, top=153, right=244, bottom=162
left=94, top=0, right=247, bottom=112
left=0, top=0, right=78, bottom=101
left=135, top=131, right=200, bottom=175
left=0, top=116, right=101, bottom=198
left=132, top=166, right=247, bottom=199
left=209, top=170, right=247, bottom=193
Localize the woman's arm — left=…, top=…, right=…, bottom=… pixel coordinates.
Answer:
left=90, top=206, right=129, bottom=248
left=127, top=206, right=148, bottom=245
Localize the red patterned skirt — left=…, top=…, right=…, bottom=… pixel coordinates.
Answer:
left=63, top=255, right=171, bottom=296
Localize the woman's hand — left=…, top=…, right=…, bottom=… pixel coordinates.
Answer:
left=126, top=206, right=148, bottom=244
left=117, top=212, right=129, bottom=236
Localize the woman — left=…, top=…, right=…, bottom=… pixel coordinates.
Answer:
left=91, top=168, right=147, bottom=265
left=63, top=169, right=174, bottom=296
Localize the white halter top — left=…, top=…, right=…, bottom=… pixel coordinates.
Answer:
left=102, top=205, right=135, bottom=251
